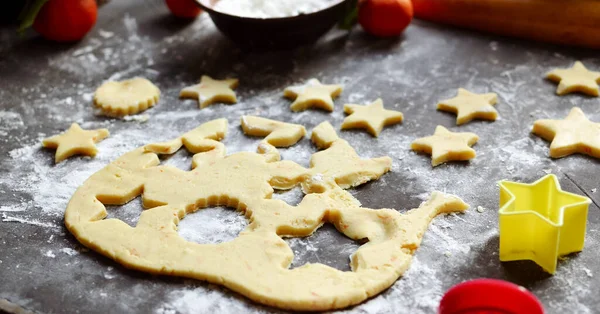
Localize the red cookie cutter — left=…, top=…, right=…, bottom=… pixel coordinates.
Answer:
left=439, top=279, right=544, bottom=314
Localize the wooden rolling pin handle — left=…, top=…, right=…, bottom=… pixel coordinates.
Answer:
left=412, top=0, right=600, bottom=49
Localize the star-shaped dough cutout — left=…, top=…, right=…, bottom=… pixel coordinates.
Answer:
left=411, top=125, right=479, bottom=167
left=532, top=107, right=600, bottom=159
left=283, top=78, right=342, bottom=112
left=546, top=61, right=600, bottom=96
left=437, top=88, right=498, bottom=125
left=42, top=123, right=110, bottom=163
left=341, top=98, right=403, bottom=137
left=180, top=75, right=239, bottom=109
left=499, top=174, right=591, bottom=274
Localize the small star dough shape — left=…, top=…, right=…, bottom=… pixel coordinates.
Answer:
left=241, top=116, right=306, bottom=162
left=180, top=75, right=239, bottom=108
left=411, top=125, right=479, bottom=167
left=94, top=77, right=160, bottom=116
left=283, top=78, right=342, bottom=112
left=42, top=123, right=109, bottom=163
left=532, top=107, right=600, bottom=159
left=437, top=88, right=498, bottom=125
left=546, top=61, right=600, bottom=96
left=341, top=98, right=403, bottom=137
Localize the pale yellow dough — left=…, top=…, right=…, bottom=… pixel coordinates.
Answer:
left=241, top=116, right=306, bottom=162
left=283, top=78, right=342, bottom=112
left=65, top=119, right=469, bottom=311
left=546, top=61, right=600, bottom=96
left=532, top=107, right=600, bottom=159
left=42, top=123, right=109, bottom=163
left=94, top=77, right=160, bottom=116
left=437, top=88, right=498, bottom=125
left=341, top=98, right=403, bottom=137
left=411, top=125, right=478, bottom=167
left=180, top=75, right=239, bottom=108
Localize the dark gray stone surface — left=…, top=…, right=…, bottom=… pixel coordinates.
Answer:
left=1, top=1, right=599, bottom=313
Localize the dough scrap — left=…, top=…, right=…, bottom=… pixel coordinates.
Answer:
left=241, top=116, right=306, bottom=162
left=42, top=123, right=109, bottom=163
left=65, top=119, right=469, bottom=311
left=341, top=98, right=403, bottom=137
left=411, top=125, right=478, bottom=167
left=546, top=61, right=600, bottom=96
left=283, top=78, right=342, bottom=112
left=437, top=88, right=498, bottom=125
left=532, top=107, right=600, bottom=159
left=180, top=75, right=239, bottom=108
left=94, top=77, right=160, bottom=116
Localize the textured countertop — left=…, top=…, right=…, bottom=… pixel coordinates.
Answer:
left=1, top=1, right=599, bottom=313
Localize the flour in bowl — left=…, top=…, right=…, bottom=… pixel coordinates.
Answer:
left=212, top=0, right=338, bottom=18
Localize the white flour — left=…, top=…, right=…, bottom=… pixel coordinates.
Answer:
left=213, top=0, right=338, bottom=18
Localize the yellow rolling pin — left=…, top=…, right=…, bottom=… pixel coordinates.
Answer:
left=412, top=0, right=600, bottom=49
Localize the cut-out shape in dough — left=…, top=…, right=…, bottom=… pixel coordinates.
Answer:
left=437, top=88, right=498, bottom=125
left=94, top=77, right=160, bottom=116
left=341, top=98, right=403, bottom=137
left=241, top=116, right=306, bottom=162
left=411, top=125, right=479, bottom=167
left=546, top=61, right=600, bottom=96
left=64, top=119, right=469, bottom=311
left=180, top=75, right=239, bottom=108
left=304, top=121, right=392, bottom=193
left=283, top=78, right=342, bottom=112
left=532, top=107, right=600, bottom=159
left=42, top=123, right=109, bottom=163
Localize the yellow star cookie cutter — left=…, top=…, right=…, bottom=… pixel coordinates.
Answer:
left=498, top=174, right=591, bottom=274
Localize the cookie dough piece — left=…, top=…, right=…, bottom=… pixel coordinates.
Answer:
left=283, top=78, right=342, bottom=112
left=42, top=123, right=109, bottom=163
left=241, top=116, right=306, bottom=147
left=532, top=107, right=600, bottom=159
left=341, top=98, right=403, bottom=137
left=241, top=116, right=307, bottom=162
left=94, top=77, right=160, bottom=116
left=437, top=88, right=498, bottom=125
left=546, top=61, right=600, bottom=96
left=64, top=118, right=469, bottom=311
left=411, top=125, right=478, bottom=167
left=304, top=121, right=392, bottom=192
left=180, top=75, right=239, bottom=108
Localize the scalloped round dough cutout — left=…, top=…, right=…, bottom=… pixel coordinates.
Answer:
left=94, top=77, right=160, bottom=116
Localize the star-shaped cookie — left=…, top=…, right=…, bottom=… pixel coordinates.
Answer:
left=532, top=107, right=600, bottom=159
left=42, top=123, right=110, bottom=163
left=437, top=88, right=498, bottom=125
left=546, top=61, right=600, bottom=96
left=283, top=78, right=342, bottom=112
left=180, top=75, right=239, bottom=108
left=341, top=98, right=403, bottom=137
left=411, top=125, right=479, bottom=167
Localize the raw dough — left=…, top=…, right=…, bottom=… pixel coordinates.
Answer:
left=341, top=98, right=403, bottom=137
left=546, top=61, right=600, bottom=96
left=65, top=119, right=469, bottom=311
left=411, top=125, right=479, bottom=167
left=241, top=116, right=306, bottom=162
left=437, top=88, right=498, bottom=125
left=532, top=107, right=600, bottom=159
left=94, top=77, right=160, bottom=116
left=180, top=75, right=239, bottom=108
left=42, top=123, right=109, bottom=163
left=283, top=78, right=342, bottom=112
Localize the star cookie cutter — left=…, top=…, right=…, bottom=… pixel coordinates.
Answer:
left=498, top=174, right=591, bottom=274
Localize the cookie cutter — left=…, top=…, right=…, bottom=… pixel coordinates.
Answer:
left=498, top=174, right=591, bottom=274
